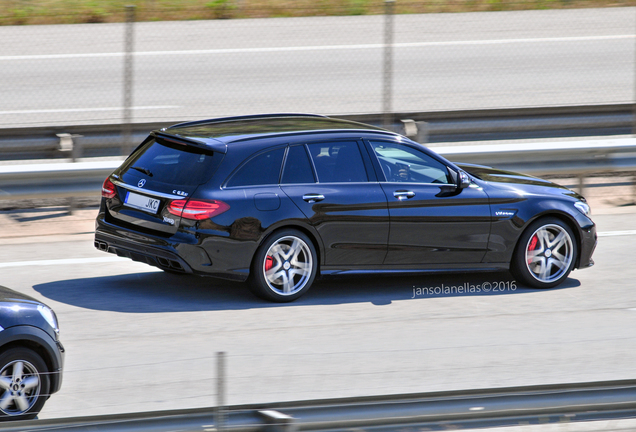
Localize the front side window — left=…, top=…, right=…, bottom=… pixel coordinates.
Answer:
left=370, top=141, right=451, bottom=184
left=227, top=147, right=285, bottom=187
left=307, top=141, right=368, bottom=183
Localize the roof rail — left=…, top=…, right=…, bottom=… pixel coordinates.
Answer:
left=168, top=113, right=328, bottom=129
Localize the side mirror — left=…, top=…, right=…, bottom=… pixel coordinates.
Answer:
left=458, top=170, right=471, bottom=189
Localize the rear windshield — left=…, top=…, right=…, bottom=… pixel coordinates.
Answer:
left=119, top=138, right=221, bottom=186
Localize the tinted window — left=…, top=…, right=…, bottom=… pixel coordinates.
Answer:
left=370, top=141, right=451, bottom=184
left=282, top=145, right=315, bottom=184
left=121, top=139, right=218, bottom=186
left=227, top=147, right=285, bottom=187
left=307, top=141, right=367, bottom=183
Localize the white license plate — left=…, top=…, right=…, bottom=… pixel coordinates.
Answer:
left=125, top=192, right=161, bottom=214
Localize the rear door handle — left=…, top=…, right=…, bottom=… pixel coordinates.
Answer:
left=302, top=193, right=325, bottom=203
left=394, top=190, right=415, bottom=200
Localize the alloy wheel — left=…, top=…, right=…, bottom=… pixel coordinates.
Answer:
left=0, top=360, right=41, bottom=416
left=525, top=223, right=574, bottom=284
left=262, top=235, right=313, bottom=296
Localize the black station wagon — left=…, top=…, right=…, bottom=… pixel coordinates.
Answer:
left=95, top=114, right=596, bottom=301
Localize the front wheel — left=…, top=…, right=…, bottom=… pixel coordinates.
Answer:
left=0, top=348, right=50, bottom=420
left=511, top=217, right=578, bottom=289
left=249, top=229, right=317, bottom=302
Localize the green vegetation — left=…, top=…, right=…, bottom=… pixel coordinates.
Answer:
left=1, top=0, right=635, bottom=25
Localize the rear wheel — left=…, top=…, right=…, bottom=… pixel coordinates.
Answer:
left=511, top=217, right=577, bottom=288
left=249, top=229, right=317, bottom=302
left=0, top=348, right=50, bottom=420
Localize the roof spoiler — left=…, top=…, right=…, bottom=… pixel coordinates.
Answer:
left=152, top=131, right=228, bottom=154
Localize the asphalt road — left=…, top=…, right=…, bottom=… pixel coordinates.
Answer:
left=0, top=8, right=634, bottom=128
left=0, top=208, right=635, bottom=419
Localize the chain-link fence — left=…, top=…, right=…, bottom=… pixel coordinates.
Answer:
left=0, top=3, right=635, bottom=129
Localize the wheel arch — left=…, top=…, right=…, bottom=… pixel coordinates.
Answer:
left=255, top=223, right=323, bottom=275
left=514, top=210, right=583, bottom=268
left=0, top=340, right=52, bottom=375
left=0, top=326, right=63, bottom=394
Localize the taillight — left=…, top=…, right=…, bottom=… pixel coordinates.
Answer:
left=102, top=178, right=116, bottom=199
left=168, top=199, right=230, bottom=220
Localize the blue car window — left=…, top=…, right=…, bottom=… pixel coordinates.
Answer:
left=282, top=145, right=315, bottom=184
left=227, top=147, right=285, bottom=187
left=307, top=141, right=367, bottom=183
left=370, top=141, right=451, bottom=184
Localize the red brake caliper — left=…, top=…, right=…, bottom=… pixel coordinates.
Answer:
left=265, top=256, right=274, bottom=271
left=527, top=235, right=538, bottom=264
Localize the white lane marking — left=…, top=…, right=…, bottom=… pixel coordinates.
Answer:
left=0, top=106, right=179, bottom=115
left=0, top=35, right=633, bottom=61
left=0, top=257, right=123, bottom=268
left=597, top=230, right=636, bottom=237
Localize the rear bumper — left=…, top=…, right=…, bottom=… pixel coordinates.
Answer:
left=95, top=212, right=250, bottom=281
left=94, top=231, right=193, bottom=274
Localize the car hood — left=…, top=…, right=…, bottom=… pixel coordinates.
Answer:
left=457, top=163, right=584, bottom=201
left=0, top=285, right=49, bottom=330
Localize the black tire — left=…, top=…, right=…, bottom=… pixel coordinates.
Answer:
left=249, top=229, right=318, bottom=302
left=0, top=347, right=50, bottom=420
left=511, top=217, right=578, bottom=289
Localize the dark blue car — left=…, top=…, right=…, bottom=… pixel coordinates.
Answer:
left=0, top=286, right=64, bottom=420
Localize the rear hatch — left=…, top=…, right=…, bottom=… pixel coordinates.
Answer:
left=105, top=135, right=224, bottom=235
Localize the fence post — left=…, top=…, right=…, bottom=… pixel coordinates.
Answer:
left=216, top=352, right=227, bottom=432
left=382, top=0, right=395, bottom=130
left=634, top=8, right=636, bottom=135
left=122, top=5, right=136, bottom=156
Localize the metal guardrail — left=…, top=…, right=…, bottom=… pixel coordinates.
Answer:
left=0, top=160, right=122, bottom=201
left=1, top=138, right=635, bottom=202
left=1, top=380, right=635, bottom=432
left=0, top=104, right=634, bottom=161
left=433, top=138, right=636, bottom=176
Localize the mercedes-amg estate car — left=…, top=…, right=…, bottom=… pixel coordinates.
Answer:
left=0, top=286, right=64, bottom=420
left=95, top=114, right=596, bottom=302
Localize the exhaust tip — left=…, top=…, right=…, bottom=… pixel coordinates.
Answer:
left=169, top=260, right=183, bottom=270
left=94, top=241, right=108, bottom=251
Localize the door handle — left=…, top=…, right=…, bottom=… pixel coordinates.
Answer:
left=302, top=193, right=325, bottom=203
left=393, top=190, right=415, bottom=200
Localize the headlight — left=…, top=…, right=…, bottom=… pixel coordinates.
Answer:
left=574, top=201, right=590, bottom=216
left=37, top=305, right=59, bottom=334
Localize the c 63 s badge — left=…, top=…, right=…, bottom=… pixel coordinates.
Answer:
left=163, top=216, right=175, bottom=225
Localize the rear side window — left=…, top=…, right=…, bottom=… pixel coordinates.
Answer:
left=121, top=138, right=219, bottom=186
left=282, top=145, right=315, bottom=184
left=307, top=141, right=368, bottom=183
left=227, top=147, right=285, bottom=187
